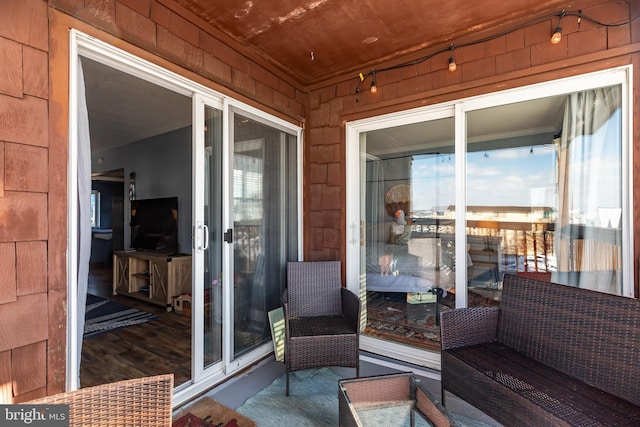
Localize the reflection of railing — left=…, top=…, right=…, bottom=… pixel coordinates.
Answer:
left=408, top=219, right=621, bottom=274
left=234, top=221, right=262, bottom=272
left=466, top=220, right=555, bottom=273
left=556, top=225, right=622, bottom=272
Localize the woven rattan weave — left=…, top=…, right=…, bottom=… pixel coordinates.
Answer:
left=339, top=372, right=459, bottom=427
left=26, top=374, right=173, bottom=426
left=440, top=274, right=640, bottom=426
left=282, top=261, right=361, bottom=396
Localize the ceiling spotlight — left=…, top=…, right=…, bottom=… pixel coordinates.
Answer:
left=551, top=26, right=562, bottom=44
left=448, top=45, right=457, bottom=72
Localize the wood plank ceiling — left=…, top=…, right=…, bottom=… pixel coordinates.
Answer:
left=172, top=0, right=607, bottom=88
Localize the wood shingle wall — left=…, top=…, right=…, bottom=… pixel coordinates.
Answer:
left=0, top=0, right=52, bottom=403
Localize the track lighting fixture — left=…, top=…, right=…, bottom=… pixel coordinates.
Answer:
left=448, top=46, right=457, bottom=72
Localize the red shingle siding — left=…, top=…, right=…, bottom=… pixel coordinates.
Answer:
left=0, top=192, right=48, bottom=242
left=115, top=2, right=157, bottom=46
left=4, top=143, right=48, bottom=192
left=0, top=243, right=17, bottom=304
left=0, top=0, right=49, bottom=403
left=23, top=46, right=48, bottom=98
left=119, top=0, right=151, bottom=17
left=0, top=351, right=12, bottom=403
left=0, top=37, right=23, bottom=98
left=0, top=141, right=4, bottom=198
left=51, top=0, right=304, bottom=119
left=11, top=341, right=47, bottom=396
left=168, top=9, right=200, bottom=47
left=16, top=241, right=47, bottom=296
left=0, top=95, right=48, bottom=147
left=0, top=293, right=48, bottom=353
left=0, top=0, right=48, bottom=51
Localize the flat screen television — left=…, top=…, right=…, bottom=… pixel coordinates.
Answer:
left=130, top=197, right=179, bottom=254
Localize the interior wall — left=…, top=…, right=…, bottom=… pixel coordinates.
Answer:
left=93, top=127, right=193, bottom=254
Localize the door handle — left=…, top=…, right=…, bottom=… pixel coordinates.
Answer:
left=202, top=224, right=209, bottom=251
left=223, top=228, right=233, bottom=244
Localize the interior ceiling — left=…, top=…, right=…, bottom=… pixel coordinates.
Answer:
left=173, top=0, right=603, bottom=87
left=82, top=57, right=192, bottom=152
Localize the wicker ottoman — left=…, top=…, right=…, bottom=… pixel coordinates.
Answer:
left=338, top=372, right=459, bottom=427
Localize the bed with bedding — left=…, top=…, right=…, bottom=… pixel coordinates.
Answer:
left=365, top=237, right=455, bottom=294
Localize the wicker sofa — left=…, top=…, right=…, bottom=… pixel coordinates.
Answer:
left=25, top=374, right=173, bottom=426
left=440, top=273, right=640, bottom=426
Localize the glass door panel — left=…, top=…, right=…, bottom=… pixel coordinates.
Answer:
left=465, top=87, right=623, bottom=308
left=231, top=112, right=298, bottom=358
left=204, top=106, right=223, bottom=368
left=360, top=117, right=455, bottom=351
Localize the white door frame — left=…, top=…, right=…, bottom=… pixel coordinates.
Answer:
left=345, top=66, right=633, bottom=370
left=67, top=30, right=303, bottom=407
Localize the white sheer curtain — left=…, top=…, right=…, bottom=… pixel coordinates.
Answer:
left=76, top=58, right=93, bottom=385
left=365, top=156, right=386, bottom=270
left=552, top=86, right=622, bottom=294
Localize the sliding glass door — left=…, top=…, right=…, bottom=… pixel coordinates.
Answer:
left=193, top=100, right=300, bottom=384
left=229, top=108, right=299, bottom=360
left=72, top=34, right=302, bottom=405
left=346, top=67, right=632, bottom=368
left=203, top=105, right=223, bottom=369
left=465, top=87, right=624, bottom=308
left=358, top=115, right=456, bottom=353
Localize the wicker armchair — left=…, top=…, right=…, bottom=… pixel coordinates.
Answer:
left=282, top=261, right=361, bottom=396
left=25, top=374, right=173, bottom=426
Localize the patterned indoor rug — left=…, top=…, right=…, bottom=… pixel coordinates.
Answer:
left=84, top=294, right=157, bottom=338
left=365, top=291, right=443, bottom=350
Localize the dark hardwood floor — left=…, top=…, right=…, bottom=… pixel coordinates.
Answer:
left=81, top=263, right=191, bottom=388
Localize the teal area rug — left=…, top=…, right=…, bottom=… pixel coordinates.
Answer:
left=237, top=368, right=341, bottom=426
left=236, top=368, right=494, bottom=427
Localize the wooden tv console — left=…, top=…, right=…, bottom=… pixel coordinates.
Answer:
left=113, top=250, right=192, bottom=311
